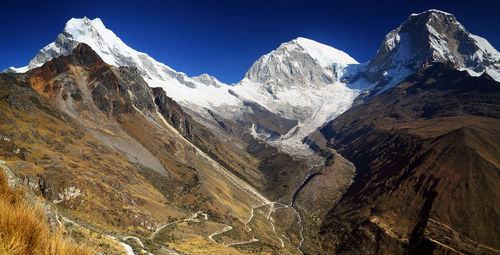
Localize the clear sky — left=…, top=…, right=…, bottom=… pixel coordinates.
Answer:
left=1, top=0, right=499, bottom=83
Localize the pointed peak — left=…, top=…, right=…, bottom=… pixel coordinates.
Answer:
left=284, top=37, right=358, bottom=66
left=71, top=43, right=103, bottom=66
left=281, top=37, right=329, bottom=48
left=64, top=17, right=105, bottom=30
left=410, top=9, right=454, bottom=18
left=404, top=9, right=460, bottom=27
left=289, top=37, right=316, bottom=44
left=365, top=9, right=500, bottom=90
left=66, top=16, right=89, bottom=25
left=90, top=17, right=105, bottom=29
left=192, top=73, right=223, bottom=87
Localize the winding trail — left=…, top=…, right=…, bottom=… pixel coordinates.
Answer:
left=123, top=236, right=153, bottom=255
left=59, top=215, right=143, bottom=255
left=119, top=242, right=135, bottom=255
left=153, top=109, right=322, bottom=253
left=149, top=221, right=180, bottom=239
left=245, top=207, right=256, bottom=231
left=150, top=212, right=204, bottom=239
left=105, top=235, right=135, bottom=255
left=208, top=226, right=233, bottom=242
left=270, top=216, right=285, bottom=248
left=123, top=236, right=144, bottom=248
left=209, top=202, right=289, bottom=249
left=226, top=237, right=259, bottom=247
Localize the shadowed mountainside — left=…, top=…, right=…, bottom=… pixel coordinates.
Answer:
left=306, top=63, right=500, bottom=254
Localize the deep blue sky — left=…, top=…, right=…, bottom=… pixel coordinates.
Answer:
left=1, top=0, right=499, bottom=83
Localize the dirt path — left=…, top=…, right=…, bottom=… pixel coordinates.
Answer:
left=150, top=212, right=204, bottom=239
left=226, top=237, right=259, bottom=247
left=208, top=225, right=233, bottom=242
left=270, top=216, right=285, bottom=248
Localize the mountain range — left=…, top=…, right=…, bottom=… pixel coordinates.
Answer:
left=6, top=9, right=499, bottom=155
left=1, top=8, right=499, bottom=255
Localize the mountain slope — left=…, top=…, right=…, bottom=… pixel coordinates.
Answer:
left=1, top=42, right=361, bottom=254
left=2, top=8, right=500, bottom=255
left=0, top=164, right=94, bottom=255
left=306, top=63, right=500, bottom=254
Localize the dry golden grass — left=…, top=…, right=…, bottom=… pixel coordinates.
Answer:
left=0, top=170, right=93, bottom=255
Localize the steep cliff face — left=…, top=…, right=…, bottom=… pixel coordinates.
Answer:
left=306, top=64, right=500, bottom=254
left=152, top=87, right=191, bottom=136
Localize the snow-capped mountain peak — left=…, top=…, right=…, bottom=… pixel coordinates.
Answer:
left=6, top=17, right=240, bottom=109
left=27, top=17, right=133, bottom=70
left=59, top=17, right=133, bottom=67
left=294, top=37, right=358, bottom=66
left=362, top=9, right=500, bottom=91
left=231, top=38, right=362, bottom=153
left=244, top=37, right=357, bottom=86
left=409, top=9, right=454, bottom=18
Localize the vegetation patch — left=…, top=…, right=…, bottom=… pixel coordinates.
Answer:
left=0, top=168, right=93, bottom=255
